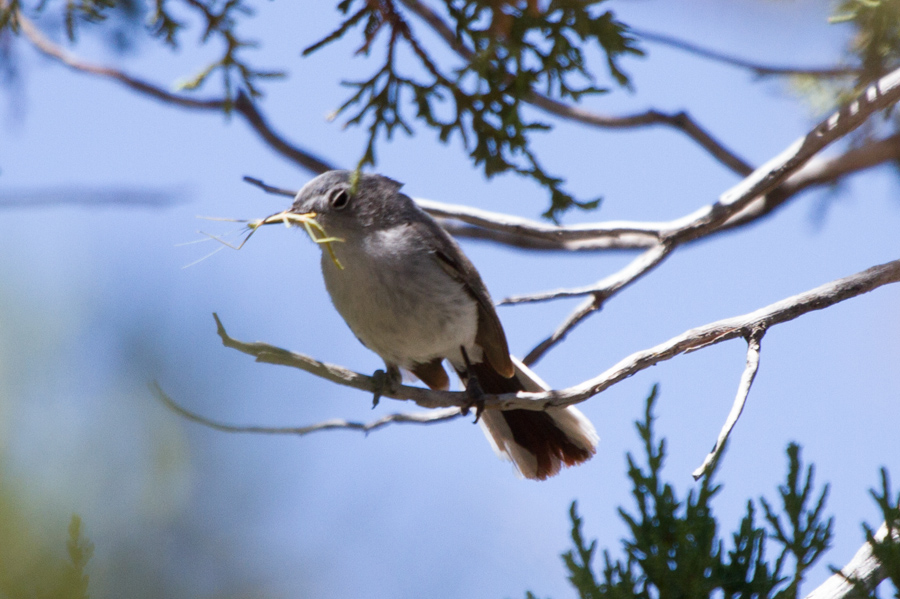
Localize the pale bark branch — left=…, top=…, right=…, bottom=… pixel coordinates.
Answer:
left=501, top=242, right=672, bottom=305
left=523, top=294, right=600, bottom=367
left=427, top=131, right=900, bottom=252
left=720, top=132, right=900, bottom=230
left=213, top=259, right=900, bottom=413
left=498, top=66, right=900, bottom=313
left=804, top=522, right=899, bottom=599
left=212, top=313, right=463, bottom=409
left=692, top=330, right=764, bottom=480
left=398, top=0, right=754, bottom=176
left=18, top=13, right=336, bottom=175
left=518, top=242, right=673, bottom=366
left=152, top=381, right=461, bottom=436
left=396, top=196, right=666, bottom=250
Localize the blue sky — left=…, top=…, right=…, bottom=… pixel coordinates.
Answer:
left=1, top=1, right=899, bottom=597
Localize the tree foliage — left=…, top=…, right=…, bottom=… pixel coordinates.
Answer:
left=303, top=0, right=641, bottom=219
left=2, top=0, right=900, bottom=217
left=526, top=388, right=900, bottom=599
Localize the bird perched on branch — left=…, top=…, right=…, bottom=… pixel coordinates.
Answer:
left=261, top=170, right=597, bottom=479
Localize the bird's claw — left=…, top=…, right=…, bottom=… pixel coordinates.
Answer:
left=462, top=375, right=485, bottom=424
left=371, top=367, right=401, bottom=408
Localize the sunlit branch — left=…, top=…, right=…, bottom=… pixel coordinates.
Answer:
left=502, top=242, right=671, bottom=305
left=498, top=65, right=900, bottom=314
left=213, top=259, right=900, bottom=413
left=692, top=330, right=764, bottom=480
left=518, top=243, right=672, bottom=365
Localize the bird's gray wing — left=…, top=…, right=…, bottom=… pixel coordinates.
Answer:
left=410, top=216, right=515, bottom=379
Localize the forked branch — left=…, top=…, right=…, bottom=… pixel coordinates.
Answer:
left=692, top=330, right=764, bottom=480
left=212, top=259, right=900, bottom=413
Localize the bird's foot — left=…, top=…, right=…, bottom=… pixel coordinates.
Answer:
left=371, top=366, right=401, bottom=408
left=458, top=345, right=485, bottom=423
left=461, top=375, right=486, bottom=423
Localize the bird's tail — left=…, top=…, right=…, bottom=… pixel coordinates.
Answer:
left=472, top=357, right=598, bottom=480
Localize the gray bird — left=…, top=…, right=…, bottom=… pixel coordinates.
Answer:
left=262, top=170, right=598, bottom=479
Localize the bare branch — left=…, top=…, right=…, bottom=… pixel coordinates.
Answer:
left=233, top=129, right=895, bottom=253
left=232, top=93, right=336, bottom=174
left=721, top=132, right=900, bottom=230
left=526, top=96, right=755, bottom=176
left=152, top=382, right=461, bottom=436
left=523, top=294, right=600, bottom=367
left=418, top=197, right=664, bottom=250
left=432, top=131, right=900, bottom=252
left=528, top=259, right=900, bottom=411
left=397, top=0, right=754, bottom=176
left=18, top=13, right=335, bottom=175
left=19, top=14, right=220, bottom=109
left=635, top=29, right=860, bottom=78
left=212, top=313, right=462, bottom=409
left=518, top=243, right=673, bottom=366
left=215, top=259, right=900, bottom=412
left=805, top=522, right=899, bottom=599
left=502, top=242, right=672, bottom=305
left=500, top=66, right=900, bottom=314
left=692, top=330, right=764, bottom=480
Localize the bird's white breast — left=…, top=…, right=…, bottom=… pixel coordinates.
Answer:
left=320, top=225, right=478, bottom=368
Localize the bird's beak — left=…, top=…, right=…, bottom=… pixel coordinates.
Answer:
left=256, top=209, right=317, bottom=227
left=248, top=208, right=343, bottom=270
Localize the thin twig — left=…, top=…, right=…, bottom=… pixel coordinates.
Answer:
left=243, top=176, right=297, bottom=198
left=519, top=243, right=673, bottom=366
left=397, top=0, right=754, bottom=176
left=634, top=29, right=860, bottom=79
left=527, top=96, right=755, bottom=176
left=523, top=294, right=600, bottom=367
left=151, top=382, right=461, bottom=436
left=502, top=242, right=672, bottom=305
left=692, top=329, right=764, bottom=480
left=18, top=13, right=336, bottom=175
left=214, top=258, right=900, bottom=412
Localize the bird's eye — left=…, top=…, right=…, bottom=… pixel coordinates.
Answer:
left=330, top=188, right=350, bottom=210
